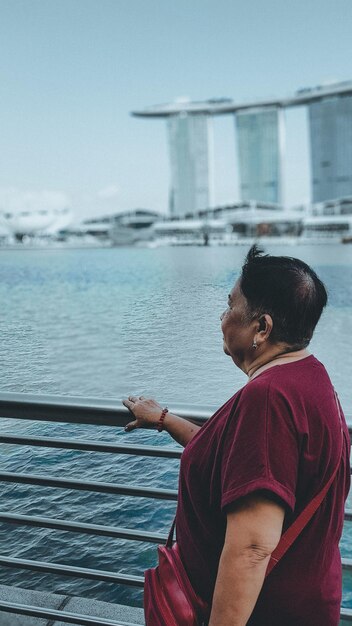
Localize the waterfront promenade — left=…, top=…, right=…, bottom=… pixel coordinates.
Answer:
left=0, top=584, right=144, bottom=625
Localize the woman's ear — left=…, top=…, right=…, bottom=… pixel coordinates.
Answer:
left=258, top=316, right=266, bottom=331
left=256, top=314, right=273, bottom=343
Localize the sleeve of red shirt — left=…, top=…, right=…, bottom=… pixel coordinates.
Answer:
left=221, top=377, right=299, bottom=513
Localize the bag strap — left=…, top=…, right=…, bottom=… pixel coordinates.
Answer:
left=266, top=390, right=344, bottom=575
left=166, top=516, right=176, bottom=548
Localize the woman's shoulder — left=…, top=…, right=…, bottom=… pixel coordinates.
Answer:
left=241, top=355, right=333, bottom=406
left=249, top=355, right=329, bottom=388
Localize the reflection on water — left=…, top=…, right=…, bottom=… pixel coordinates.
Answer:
left=0, top=244, right=351, bottom=606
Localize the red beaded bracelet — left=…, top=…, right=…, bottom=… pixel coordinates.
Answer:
left=157, top=407, right=169, bottom=432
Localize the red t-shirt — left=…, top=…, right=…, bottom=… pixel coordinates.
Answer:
left=176, top=355, right=350, bottom=625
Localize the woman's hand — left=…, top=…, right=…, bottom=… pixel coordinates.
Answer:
left=122, top=395, right=165, bottom=432
left=122, top=395, right=202, bottom=446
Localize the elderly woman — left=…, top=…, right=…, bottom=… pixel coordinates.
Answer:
left=123, top=246, right=350, bottom=626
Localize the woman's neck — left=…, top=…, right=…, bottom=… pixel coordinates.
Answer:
left=246, top=348, right=310, bottom=381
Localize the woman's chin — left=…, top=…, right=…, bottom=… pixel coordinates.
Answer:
left=223, top=342, right=231, bottom=356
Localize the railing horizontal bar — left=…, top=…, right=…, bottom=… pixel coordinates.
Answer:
left=341, top=608, right=352, bottom=620
left=0, top=392, right=350, bottom=435
left=0, top=471, right=178, bottom=500
left=0, top=601, right=349, bottom=626
left=2, top=551, right=348, bottom=581
left=0, top=511, right=167, bottom=543
left=0, top=601, right=140, bottom=626
left=345, top=510, right=352, bottom=521
left=0, top=434, right=182, bottom=458
left=1, top=509, right=351, bottom=545
left=0, top=555, right=144, bottom=587
left=0, top=392, right=211, bottom=427
left=0, top=508, right=350, bottom=545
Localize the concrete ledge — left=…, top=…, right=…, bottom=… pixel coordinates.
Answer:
left=0, top=584, right=145, bottom=625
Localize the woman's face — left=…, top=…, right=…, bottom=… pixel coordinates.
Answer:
left=220, top=281, right=256, bottom=369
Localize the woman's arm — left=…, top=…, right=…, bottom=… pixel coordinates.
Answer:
left=209, top=493, right=285, bottom=626
left=122, top=396, right=201, bottom=447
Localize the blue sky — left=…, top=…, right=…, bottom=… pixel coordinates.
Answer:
left=1, top=0, right=352, bottom=219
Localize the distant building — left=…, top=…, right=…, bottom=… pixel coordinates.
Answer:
left=309, top=94, right=352, bottom=202
left=302, top=196, right=352, bottom=239
left=0, top=208, right=72, bottom=241
left=235, top=107, right=283, bottom=204
left=153, top=218, right=232, bottom=246
left=196, top=201, right=301, bottom=237
left=68, top=209, right=161, bottom=245
left=167, top=114, right=211, bottom=217
left=152, top=201, right=302, bottom=240
left=132, top=81, right=352, bottom=208
left=83, top=209, right=160, bottom=228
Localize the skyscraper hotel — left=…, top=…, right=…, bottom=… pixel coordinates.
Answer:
left=235, top=107, right=283, bottom=204
left=167, top=113, right=211, bottom=217
left=132, top=81, right=352, bottom=215
left=309, top=94, right=352, bottom=202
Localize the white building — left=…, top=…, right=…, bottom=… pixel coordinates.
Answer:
left=0, top=208, right=72, bottom=240
left=236, top=107, right=283, bottom=204
left=167, top=113, right=211, bottom=217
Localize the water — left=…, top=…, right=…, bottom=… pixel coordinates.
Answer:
left=0, top=243, right=352, bottom=608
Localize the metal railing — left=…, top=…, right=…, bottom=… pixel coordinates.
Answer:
left=0, top=392, right=350, bottom=624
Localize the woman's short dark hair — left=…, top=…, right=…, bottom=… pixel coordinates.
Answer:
left=239, top=245, right=328, bottom=348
